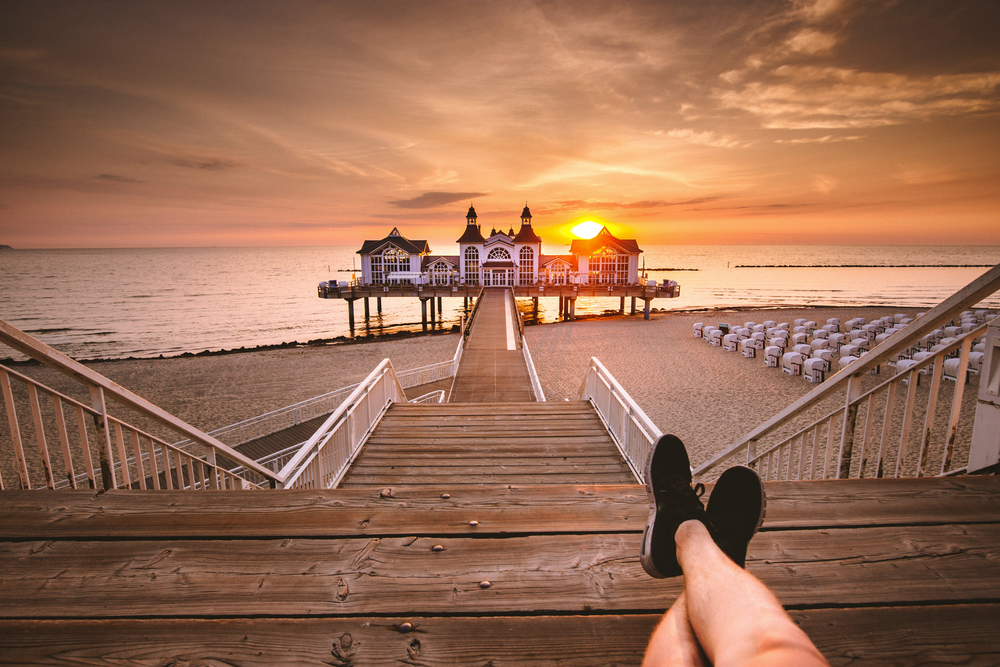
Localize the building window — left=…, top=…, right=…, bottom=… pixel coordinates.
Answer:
left=371, top=246, right=410, bottom=284
left=464, top=247, right=479, bottom=285
left=430, top=261, right=452, bottom=285
left=487, top=247, right=511, bottom=261
left=519, top=246, right=534, bottom=285
left=591, top=247, right=628, bottom=284
left=545, top=262, right=568, bottom=285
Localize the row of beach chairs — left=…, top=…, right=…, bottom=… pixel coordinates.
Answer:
left=693, top=309, right=995, bottom=385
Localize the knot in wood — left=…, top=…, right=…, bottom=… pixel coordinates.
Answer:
left=380, top=487, right=393, bottom=499
left=336, top=577, right=349, bottom=601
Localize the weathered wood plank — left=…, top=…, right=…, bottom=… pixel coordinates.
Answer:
left=390, top=403, right=594, bottom=415
left=0, top=486, right=648, bottom=539
left=4, top=477, right=998, bottom=539
left=3, top=524, right=998, bottom=618
left=364, top=438, right=617, bottom=447
left=2, top=605, right=999, bottom=667
left=345, top=463, right=632, bottom=476
left=338, top=472, right=637, bottom=486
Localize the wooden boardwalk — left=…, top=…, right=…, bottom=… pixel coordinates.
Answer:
left=2, top=475, right=998, bottom=665
left=338, top=401, right=636, bottom=488
left=449, top=288, right=535, bottom=402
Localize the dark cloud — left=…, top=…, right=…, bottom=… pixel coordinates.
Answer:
left=388, top=192, right=489, bottom=209
left=170, top=159, right=235, bottom=171
left=95, top=173, right=142, bottom=183
left=552, top=197, right=724, bottom=210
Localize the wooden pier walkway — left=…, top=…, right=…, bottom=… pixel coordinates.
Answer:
left=2, top=475, right=998, bottom=665
left=449, top=288, right=535, bottom=402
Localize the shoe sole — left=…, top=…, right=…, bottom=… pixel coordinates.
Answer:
left=640, top=434, right=691, bottom=579
left=707, top=465, right=767, bottom=567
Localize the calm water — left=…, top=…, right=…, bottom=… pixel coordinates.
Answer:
left=1, top=245, right=998, bottom=361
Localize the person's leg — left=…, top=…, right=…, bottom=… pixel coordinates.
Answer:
left=641, top=591, right=709, bottom=667
left=640, top=435, right=828, bottom=667
left=676, top=519, right=828, bottom=667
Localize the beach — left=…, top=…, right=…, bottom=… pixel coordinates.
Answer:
left=7, top=305, right=945, bottom=478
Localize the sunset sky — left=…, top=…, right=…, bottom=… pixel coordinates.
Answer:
left=1, top=0, right=998, bottom=250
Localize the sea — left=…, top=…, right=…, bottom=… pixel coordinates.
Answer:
left=2, top=245, right=998, bottom=362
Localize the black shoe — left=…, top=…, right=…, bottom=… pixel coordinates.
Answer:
left=640, top=434, right=708, bottom=578
left=706, top=465, right=766, bottom=568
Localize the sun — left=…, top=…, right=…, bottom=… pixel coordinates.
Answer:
left=570, top=220, right=604, bottom=239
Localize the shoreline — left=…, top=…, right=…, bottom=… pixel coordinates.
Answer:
left=2, top=303, right=970, bottom=482
left=0, top=302, right=917, bottom=367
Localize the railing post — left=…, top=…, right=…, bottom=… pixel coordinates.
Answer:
left=0, top=369, right=31, bottom=489
left=89, top=385, right=117, bottom=490
left=836, top=375, right=863, bottom=479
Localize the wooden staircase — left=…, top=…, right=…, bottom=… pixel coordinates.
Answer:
left=338, top=401, right=637, bottom=488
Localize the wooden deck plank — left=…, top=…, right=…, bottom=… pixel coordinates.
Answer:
left=394, top=402, right=594, bottom=414
left=4, top=523, right=998, bottom=618
left=4, top=477, right=998, bottom=539
left=338, top=473, right=637, bottom=486
left=346, top=463, right=633, bottom=475
left=4, top=604, right=999, bottom=667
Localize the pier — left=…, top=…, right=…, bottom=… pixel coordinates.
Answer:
left=318, top=280, right=681, bottom=329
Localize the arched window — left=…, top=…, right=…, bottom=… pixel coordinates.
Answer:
left=591, top=247, right=628, bottom=284
left=519, top=246, right=534, bottom=285
left=430, top=260, right=451, bottom=285
left=370, top=245, right=410, bottom=283
left=464, top=247, right=479, bottom=285
left=487, top=247, right=511, bottom=261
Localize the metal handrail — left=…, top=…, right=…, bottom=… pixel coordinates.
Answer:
left=693, top=262, right=1000, bottom=481
left=277, top=358, right=407, bottom=489
left=745, top=322, right=988, bottom=482
left=578, top=357, right=661, bottom=483
left=0, top=319, right=278, bottom=490
left=409, top=389, right=447, bottom=404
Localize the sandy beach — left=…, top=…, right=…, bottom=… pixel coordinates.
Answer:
left=5, top=304, right=947, bottom=484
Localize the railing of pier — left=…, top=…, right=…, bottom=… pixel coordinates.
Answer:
left=578, top=357, right=661, bottom=483
left=0, top=320, right=279, bottom=491
left=693, top=263, right=1000, bottom=483
left=277, top=359, right=406, bottom=490
left=508, top=287, right=546, bottom=402
left=462, top=286, right=486, bottom=340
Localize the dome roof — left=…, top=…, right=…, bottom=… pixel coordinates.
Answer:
left=521, top=205, right=532, bottom=219
left=467, top=205, right=477, bottom=219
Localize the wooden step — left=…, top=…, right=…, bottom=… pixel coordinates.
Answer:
left=338, top=401, right=635, bottom=487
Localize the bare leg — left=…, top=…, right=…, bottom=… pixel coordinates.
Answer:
left=675, top=520, right=829, bottom=667
left=641, top=591, right=708, bottom=667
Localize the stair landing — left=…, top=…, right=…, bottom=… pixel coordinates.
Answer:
left=2, top=475, right=998, bottom=665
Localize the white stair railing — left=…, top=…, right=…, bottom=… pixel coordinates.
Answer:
left=694, top=263, right=1000, bottom=482
left=277, top=359, right=407, bottom=490
left=578, top=357, right=661, bottom=483
left=0, top=320, right=279, bottom=491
